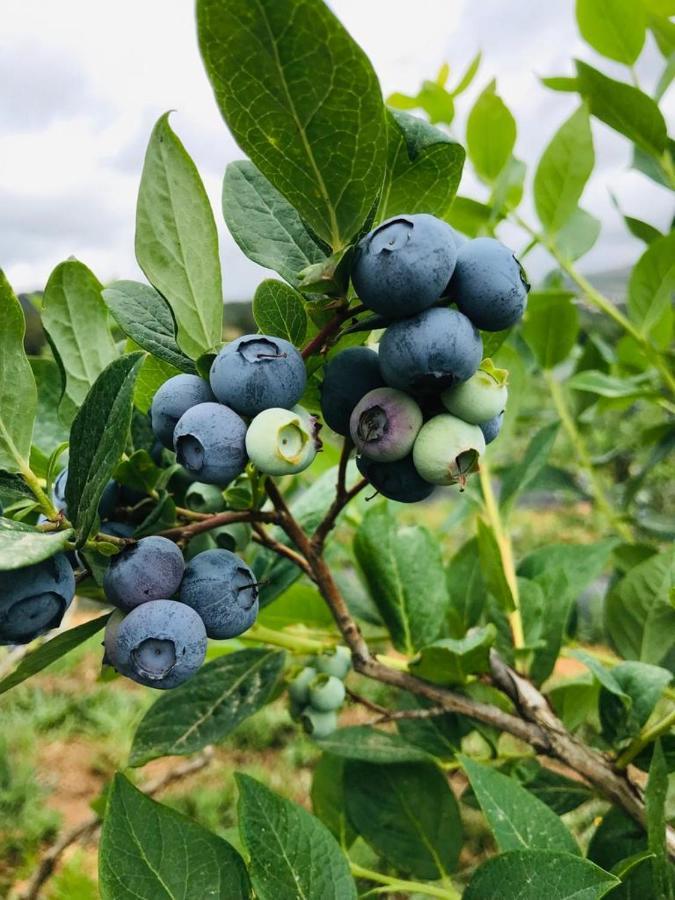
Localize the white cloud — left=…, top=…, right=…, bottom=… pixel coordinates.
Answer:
left=0, top=0, right=672, bottom=297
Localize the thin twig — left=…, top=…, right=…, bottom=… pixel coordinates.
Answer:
left=21, top=749, right=215, bottom=899
left=312, top=440, right=368, bottom=550
left=345, top=687, right=391, bottom=716
left=251, top=522, right=315, bottom=580
left=300, top=305, right=366, bottom=360
left=158, top=509, right=279, bottom=541
left=370, top=705, right=450, bottom=726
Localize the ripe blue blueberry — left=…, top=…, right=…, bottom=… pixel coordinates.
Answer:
left=103, top=600, right=207, bottom=689
left=288, top=666, right=318, bottom=705
left=301, top=707, right=338, bottom=738
left=352, top=214, right=457, bottom=317
left=150, top=374, right=215, bottom=449
left=350, top=387, right=423, bottom=462
left=450, top=237, right=529, bottom=331
left=52, top=468, right=119, bottom=520
left=100, top=521, right=135, bottom=539
left=315, top=646, right=352, bottom=680
left=357, top=453, right=434, bottom=504
left=413, top=414, right=486, bottom=486
left=173, top=402, right=248, bottom=486
left=0, top=554, right=75, bottom=644
left=209, top=335, right=306, bottom=417
left=308, top=673, right=346, bottom=712
left=320, top=346, right=385, bottom=436
left=378, top=307, right=482, bottom=392
left=178, top=548, right=259, bottom=639
left=245, top=406, right=320, bottom=475
left=441, top=361, right=508, bottom=425
left=103, top=536, right=185, bottom=610
left=480, top=411, right=505, bottom=445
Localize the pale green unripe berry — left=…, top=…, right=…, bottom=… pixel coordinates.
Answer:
left=412, top=414, right=485, bottom=486
left=288, top=666, right=317, bottom=705
left=308, top=673, right=346, bottom=711
left=315, top=645, right=352, bottom=680
left=301, top=707, right=338, bottom=738
left=245, top=406, right=320, bottom=475
left=185, top=482, right=226, bottom=513
left=441, top=360, right=508, bottom=425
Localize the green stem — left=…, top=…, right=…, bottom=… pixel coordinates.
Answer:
left=242, top=622, right=330, bottom=655
left=19, top=464, right=59, bottom=518
left=616, top=707, right=675, bottom=770
left=478, top=458, right=525, bottom=652
left=376, top=653, right=410, bottom=672
left=349, top=862, right=460, bottom=899
left=543, top=371, right=634, bottom=543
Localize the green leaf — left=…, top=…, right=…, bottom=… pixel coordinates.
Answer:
left=30, top=358, right=70, bottom=458
left=132, top=349, right=181, bottom=415
left=311, top=754, right=357, bottom=848
left=489, top=156, right=526, bottom=218
left=197, top=0, right=386, bottom=248
left=461, top=756, right=580, bottom=854
left=257, top=582, right=333, bottom=631
left=576, top=0, right=646, bottom=63
left=599, top=661, right=672, bottom=745
left=628, top=231, right=675, bottom=340
left=315, top=726, right=432, bottom=764
left=466, top=81, right=516, bottom=182
left=445, top=195, right=493, bottom=237
left=129, top=648, right=285, bottom=766
left=135, top=113, right=223, bottom=358
left=65, top=352, right=145, bottom=543
left=113, top=449, right=162, bottom=496
left=0, top=271, right=37, bottom=473
left=237, top=773, right=356, bottom=900
left=0, top=517, right=73, bottom=571
left=465, top=850, right=619, bottom=900
left=396, top=695, right=463, bottom=760
left=344, top=761, right=462, bottom=879
left=509, top=759, right=594, bottom=815
left=534, top=106, right=594, bottom=233
left=557, top=207, right=601, bottom=261
left=522, top=291, right=579, bottom=369
left=452, top=51, right=482, bottom=97
left=0, top=471, right=33, bottom=507
left=100, top=773, right=250, bottom=900
left=222, top=160, right=328, bottom=288
left=476, top=518, right=515, bottom=612
left=354, top=502, right=449, bottom=654
left=499, top=422, right=560, bottom=515
left=42, top=260, right=118, bottom=426
left=646, top=741, right=674, bottom=900
left=0, top=614, right=108, bottom=695
left=566, top=370, right=656, bottom=399
left=252, top=280, right=307, bottom=346
left=541, top=75, right=580, bottom=92
left=610, top=192, right=663, bottom=244
left=632, top=139, right=675, bottom=186
left=575, top=60, right=667, bottom=156
left=103, top=281, right=197, bottom=374
left=133, top=491, right=177, bottom=539
left=446, top=538, right=486, bottom=632
left=379, top=109, right=465, bottom=220
left=410, top=626, right=496, bottom=686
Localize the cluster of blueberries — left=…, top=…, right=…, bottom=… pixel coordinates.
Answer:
left=0, top=211, right=526, bottom=697
left=287, top=646, right=352, bottom=739
left=320, top=216, right=526, bottom=502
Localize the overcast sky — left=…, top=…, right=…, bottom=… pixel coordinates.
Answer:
left=1, top=0, right=673, bottom=298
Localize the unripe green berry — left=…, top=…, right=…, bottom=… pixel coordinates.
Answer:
left=301, top=707, right=338, bottom=739
left=413, top=414, right=485, bottom=486
left=288, top=666, right=317, bottom=705
left=308, top=673, right=346, bottom=712
left=245, top=406, right=320, bottom=475
left=315, top=645, right=352, bottom=680
left=441, top=360, right=508, bottom=425
left=185, top=482, right=227, bottom=513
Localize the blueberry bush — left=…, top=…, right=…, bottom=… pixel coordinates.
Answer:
left=1, top=0, right=674, bottom=896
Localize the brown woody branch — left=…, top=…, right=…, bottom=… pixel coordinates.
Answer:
left=301, top=305, right=366, bottom=360
left=251, top=522, right=315, bottom=580
left=158, top=509, right=279, bottom=541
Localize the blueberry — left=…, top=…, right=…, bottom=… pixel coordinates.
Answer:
left=150, top=374, right=215, bottom=449
left=245, top=406, right=320, bottom=475
left=103, top=536, right=185, bottom=610
left=173, top=402, right=248, bottom=486
left=52, top=468, right=119, bottom=520
left=210, top=335, right=306, bottom=417
left=350, top=387, right=422, bottom=462
left=441, top=361, right=508, bottom=425
left=315, top=645, right=352, bottom=680
left=100, top=521, right=135, bottom=539
left=308, top=673, right=346, bottom=712
left=288, top=666, right=318, bottom=705
left=449, top=237, right=529, bottom=331
left=378, top=307, right=482, bottom=392
left=103, top=600, right=207, bottom=689
left=480, top=411, right=505, bottom=445
left=185, top=482, right=226, bottom=514
left=413, top=414, right=486, bottom=486
left=178, top=548, right=258, bottom=639
left=357, top=454, right=434, bottom=503
left=301, top=707, right=338, bottom=739
left=0, top=554, right=75, bottom=644
left=320, top=346, right=385, bottom=436
left=352, top=214, right=457, bottom=317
